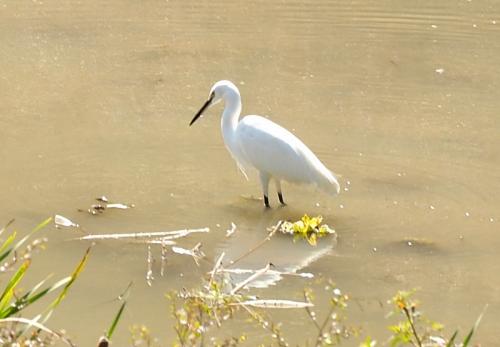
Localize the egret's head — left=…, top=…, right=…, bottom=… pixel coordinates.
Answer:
left=189, top=80, right=239, bottom=126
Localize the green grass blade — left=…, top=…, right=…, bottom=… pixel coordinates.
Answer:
left=0, top=231, right=17, bottom=263
left=0, top=217, right=51, bottom=267
left=13, top=277, right=71, bottom=340
left=3, top=277, right=71, bottom=318
left=10, top=217, right=52, bottom=256
left=31, top=217, right=53, bottom=233
left=0, top=219, right=15, bottom=237
left=25, top=277, right=71, bottom=308
left=26, top=276, right=52, bottom=297
left=43, top=246, right=91, bottom=323
left=462, top=328, right=474, bottom=347
left=0, top=260, right=31, bottom=317
left=462, top=304, right=488, bottom=347
left=445, top=330, right=458, bottom=347
left=49, top=247, right=91, bottom=309
left=106, top=301, right=127, bottom=339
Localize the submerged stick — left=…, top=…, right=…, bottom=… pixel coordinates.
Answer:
left=225, top=222, right=237, bottom=237
left=228, top=221, right=282, bottom=267
left=208, top=252, right=225, bottom=289
left=230, top=263, right=271, bottom=295
left=146, top=246, right=154, bottom=287
left=160, top=240, right=169, bottom=277
left=232, top=299, right=314, bottom=309
left=172, top=242, right=205, bottom=266
left=77, top=228, right=209, bottom=241
left=211, top=268, right=314, bottom=279
left=140, top=239, right=177, bottom=246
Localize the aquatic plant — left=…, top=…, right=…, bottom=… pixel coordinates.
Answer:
left=0, top=217, right=484, bottom=347
left=380, top=290, right=485, bottom=347
left=165, top=273, right=352, bottom=347
left=280, top=215, right=336, bottom=246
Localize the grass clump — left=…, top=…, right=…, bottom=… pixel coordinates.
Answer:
left=168, top=280, right=248, bottom=346
left=0, top=218, right=90, bottom=346
left=166, top=274, right=353, bottom=347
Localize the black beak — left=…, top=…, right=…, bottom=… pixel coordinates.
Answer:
left=189, top=93, right=214, bottom=126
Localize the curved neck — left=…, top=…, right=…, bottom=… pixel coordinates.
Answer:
left=220, top=90, right=242, bottom=143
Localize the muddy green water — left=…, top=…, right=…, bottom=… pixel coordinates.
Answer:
left=1, top=0, right=499, bottom=345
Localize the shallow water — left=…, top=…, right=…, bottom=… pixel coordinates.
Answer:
left=1, top=0, right=499, bottom=345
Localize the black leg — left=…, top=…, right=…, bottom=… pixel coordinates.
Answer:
left=278, top=192, right=286, bottom=205
left=264, top=195, right=270, bottom=208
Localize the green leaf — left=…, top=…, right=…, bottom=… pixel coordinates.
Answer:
left=462, top=304, right=487, bottom=347
left=106, top=301, right=127, bottom=339
left=307, top=232, right=317, bottom=246
left=431, top=321, right=444, bottom=331
left=462, top=328, right=474, bottom=347
left=0, top=219, right=15, bottom=237
left=2, top=277, right=71, bottom=318
left=445, top=330, right=458, bottom=347
left=359, top=336, right=376, bottom=347
left=31, top=217, right=53, bottom=233
left=0, top=217, right=52, bottom=267
left=43, top=246, right=91, bottom=323
left=281, top=215, right=335, bottom=245
left=0, top=260, right=31, bottom=317
left=0, top=231, right=17, bottom=263
left=10, top=217, right=52, bottom=257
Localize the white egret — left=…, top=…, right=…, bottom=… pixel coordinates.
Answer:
left=190, top=80, right=340, bottom=208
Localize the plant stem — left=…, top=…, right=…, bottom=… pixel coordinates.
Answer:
left=315, top=304, right=335, bottom=346
left=303, top=290, right=321, bottom=331
left=228, top=221, right=282, bottom=267
left=403, top=306, right=422, bottom=347
left=198, top=305, right=204, bottom=347
left=240, top=301, right=288, bottom=347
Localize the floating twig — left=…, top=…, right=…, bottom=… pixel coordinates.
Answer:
left=172, top=243, right=205, bottom=266
left=77, top=228, right=209, bottom=241
left=146, top=246, right=154, bottom=287
left=131, top=239, right=177, bottom=246
left=79, top=196, right=134, bottom=215
left=230, top=263, right=271, bottom=295
left=229, top=221, right=282, bottom=267
left=233, top=299, right=314, bottom=309
left=105, top=203, right=130, bottom=209
left=210, top=268, right=314, bottom=279
left=160, top=241, right=168, bottom=277
left=209, top=252, right=225, bottom=289
left=225, top=222, right=237, bottom=237
left=54, top=215, right=79, bottom=228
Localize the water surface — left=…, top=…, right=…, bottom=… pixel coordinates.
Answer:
left=1, top=0, right=499, bottom=345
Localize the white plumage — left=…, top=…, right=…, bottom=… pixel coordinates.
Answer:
left=190, top=80, right=339, bottom=207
